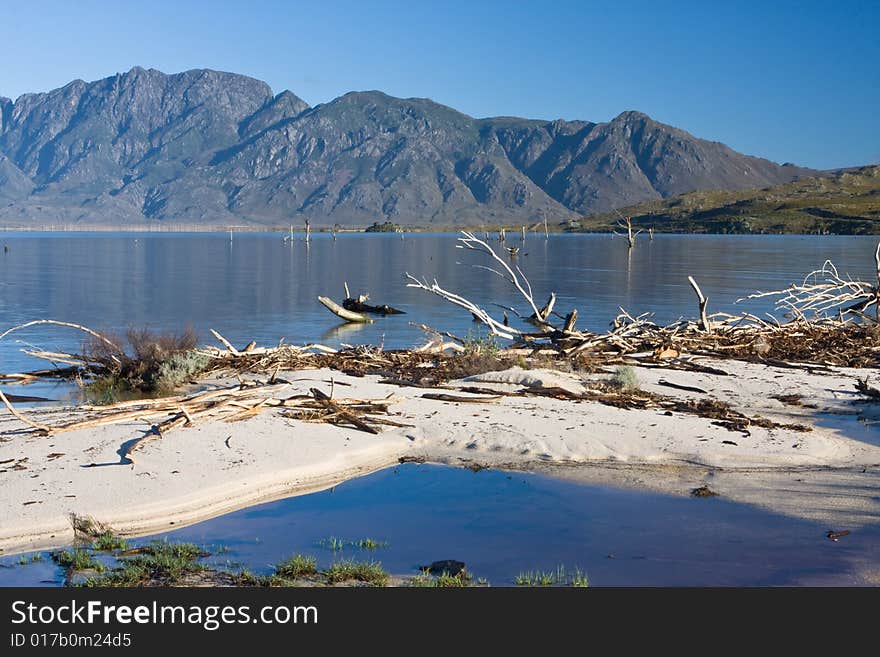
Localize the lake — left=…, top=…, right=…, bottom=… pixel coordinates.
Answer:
left=2, top=232, right=879, bottom=386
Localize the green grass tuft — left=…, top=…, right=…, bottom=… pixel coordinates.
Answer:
left=515, top=565, right=589, bottom=587
left=463, top=328, right=500, bottom=358
left=18, top=553, right=44, bottom=566
left=318, top=536, right=388, bottom=551
left=410, top=570, right=474, bottom=587
left=92, top=531, right=128, bottom=552
left=51, top=549, right=104, bottom=573
left=274, top=554, right=317, bottom=579
left=319, top=536, right=347, bottom=551
left=80, top=540, right=207, bottom=587
left=325, top=560, right=389, bottom=587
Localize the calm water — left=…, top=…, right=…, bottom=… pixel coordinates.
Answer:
left=1, top=465, right=877, bottom=587
left=1, top=232, right=879, bottom=385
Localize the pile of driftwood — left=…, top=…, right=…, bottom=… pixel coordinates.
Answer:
left=404, top=232, right=880, bottom=368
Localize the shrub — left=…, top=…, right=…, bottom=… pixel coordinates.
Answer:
left=325, top=560, right=388, bottom=586
left=610, top=365, right=639, bottom=391
left=462, top=328, right=500, bottom=358
left=82, top=325, right=207, bottom=397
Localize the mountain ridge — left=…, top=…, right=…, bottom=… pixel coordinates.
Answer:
left=0, top=67, right=820, bottom=226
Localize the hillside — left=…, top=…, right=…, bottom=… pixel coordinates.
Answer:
left=572, top=166, right=880, bottom=234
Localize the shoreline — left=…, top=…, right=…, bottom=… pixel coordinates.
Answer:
left=3, top=227, right=879, bottom=236
left=2, top=359, right=879, bottom=555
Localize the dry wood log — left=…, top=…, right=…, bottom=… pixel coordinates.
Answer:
left=855, top=378, right=880, bottom=399
left=656, top=379, right=709, bottom=394
left=19, top=350, right=89, bottom=367
left=614, top=213, right=642, bottom=248
left=223, top=400, right=270, bottom=423
left=420, top=393, right=503, bottom=403
left=209, top=329, right=241, bottom=355
left=342, top=296, right=405, bottom=315
left=309, top=388, right=379, bottom=434
left=410, top=322, right=464, bottom=344
left=456, top=386, right=523, bottom=397
left=688, top=276, right=711, bottom=333
left=360, top=416, right=415, bottom=428
left=318, top=296, right=374, bottom=323
left=0, top=393, right=55, bottom=403
left=123, top=412, right=189, bottom=462
left=530, top=293, right=557, bottom=324
left=0, top=320, right=122, bottom=353
left=0, top=389, right=53, bottom=433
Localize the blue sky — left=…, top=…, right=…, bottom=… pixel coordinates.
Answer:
left=1, top=0, right=877, bottom=169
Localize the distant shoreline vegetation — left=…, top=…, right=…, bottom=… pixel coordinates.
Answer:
left=572, top=165, right=880, bottom=236
left=1, top=166, right=877, bottom=235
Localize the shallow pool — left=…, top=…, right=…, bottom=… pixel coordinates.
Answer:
left=2, top=464, right=877, bottom=586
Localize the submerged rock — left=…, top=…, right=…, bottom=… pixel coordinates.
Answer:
left=421, top=560, right=466, bottom=576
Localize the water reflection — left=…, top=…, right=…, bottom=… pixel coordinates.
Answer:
left=2, top=232, right=879, bottom=379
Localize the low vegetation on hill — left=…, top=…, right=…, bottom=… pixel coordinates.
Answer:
left=572, top=165, right=880, bottom=234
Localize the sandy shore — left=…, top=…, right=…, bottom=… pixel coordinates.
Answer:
left=2, top=358, right=879, bottom=554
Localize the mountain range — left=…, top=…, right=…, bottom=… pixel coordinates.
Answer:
left=0, top=67, right=819, bottom=227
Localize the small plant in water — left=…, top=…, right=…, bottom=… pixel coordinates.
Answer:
left=515, top=565, right=589, bottom=587
left=274, top=554, right=318, bottom=580
left=92, top=531, right=128, bottom=552
left=18, top=553, right=44, bottom=566
left=319, top=536, right=389, bottom=551
left=410, top=570, right=475, bottom=587
left=319, top=536, right=347, bottom=551
left=51, top=549, right=104, bottom=573
left=80, top=539, right=207, bottom=587
left=610, top=365, right=639, bottom=391
left=569, top=568, right=590, bottom=588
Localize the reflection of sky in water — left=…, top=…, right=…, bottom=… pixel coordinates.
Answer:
left=2, top=232, right=878, bottom=378
left=2, top=465, right=877, bottom=587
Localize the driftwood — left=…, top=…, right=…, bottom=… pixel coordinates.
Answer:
left=308, top=387, right=379, bottom=434
left=613, top=212, right=642, bottom=248
left=656, top=379, right=709, bottom=395
left=420, top=393, right=504, bottom=403
left=0, top=389, right=53, bottom=433
left=688, top=276, right=711, bottom=333
left=318, top=296, right=374, bottom=323
left=342, top=299, right=404, bottom=315
left=0, top=320, right=121, bottom=354
left=318, top=283, right=404, bottom=323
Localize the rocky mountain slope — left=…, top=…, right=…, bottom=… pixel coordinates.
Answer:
left=0, top=67, right=817, bottom=226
